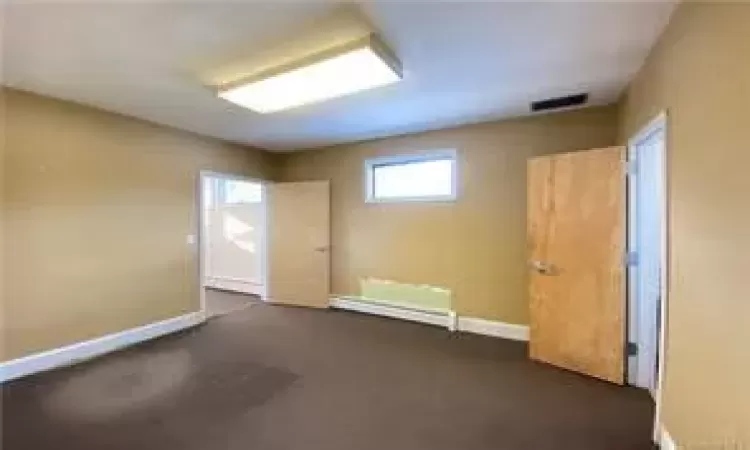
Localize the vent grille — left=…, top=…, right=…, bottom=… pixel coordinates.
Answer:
left=531, top=93, right=589, bottom=112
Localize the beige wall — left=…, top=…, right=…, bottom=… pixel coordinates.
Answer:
left=1, top=88, right=277, bottom=361
left=279, top=106, right=618, bottom=324
left=618, top=2, right=749, bottom=445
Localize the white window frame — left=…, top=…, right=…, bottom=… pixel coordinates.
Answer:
left=364, top=149, right=458, bottom=204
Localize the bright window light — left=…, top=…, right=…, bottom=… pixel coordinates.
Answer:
left=223, top=179, right=262, bottom=205
left=218, top=38, right=402, bottom=113
left=365, top=151, right=457, bottom=203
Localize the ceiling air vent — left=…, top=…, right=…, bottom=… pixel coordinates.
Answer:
left=531, top=93, right=589, bottom=112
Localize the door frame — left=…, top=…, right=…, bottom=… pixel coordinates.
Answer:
left=197, top=170, right=270, bottom=317
left=626, top=112, right=669, bottom=443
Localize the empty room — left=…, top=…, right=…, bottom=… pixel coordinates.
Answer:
left=1, top=2, right=747, bottom=449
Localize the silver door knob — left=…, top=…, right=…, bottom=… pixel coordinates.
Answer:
left=529, top=260, right=554, bottom=275
left=314, top=246, right=330, bottom=253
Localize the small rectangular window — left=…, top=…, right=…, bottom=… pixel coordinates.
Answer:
left=365, top=150, right=457, bottom=203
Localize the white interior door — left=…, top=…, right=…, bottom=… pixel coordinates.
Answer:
left=203, top=175, right=266, bottom=297
left=628, top=122, right=666, bottom=393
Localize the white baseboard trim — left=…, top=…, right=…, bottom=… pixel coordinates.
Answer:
left=659, top=428, right=676, bottom=450
left=0, top=311, right=206, bottom=383
left=205, top=276, right=264, bottom=297
left=457, top=316, right=530, bottom=341
left=330, top=297, right=453, bottom=328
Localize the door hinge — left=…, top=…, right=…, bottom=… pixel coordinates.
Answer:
left=625, top=251, right=639, bottom=266
left=626, top=342, right=638, bottom=356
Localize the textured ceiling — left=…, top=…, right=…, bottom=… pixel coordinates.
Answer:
left=1, top=1, right=677, bottom=151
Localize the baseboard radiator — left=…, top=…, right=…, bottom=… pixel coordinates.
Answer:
left=330, top=296, right=457, bottom=329
left=330, top=296, right=529, bottom=342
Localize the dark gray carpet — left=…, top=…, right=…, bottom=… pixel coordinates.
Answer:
left=1, top=303, right=655, bottom=450
left=205, top=287, right=256, bottom=318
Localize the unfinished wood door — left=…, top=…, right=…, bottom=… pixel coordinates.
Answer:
left=267, top=181, right=330, bottom=308
left=528, top=147, right=626, bottom=384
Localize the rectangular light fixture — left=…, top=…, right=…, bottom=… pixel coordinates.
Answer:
left=217, top=35, right=402, bottom=114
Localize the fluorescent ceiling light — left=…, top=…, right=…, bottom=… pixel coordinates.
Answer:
left=218, top=36, right=402, bottom=113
